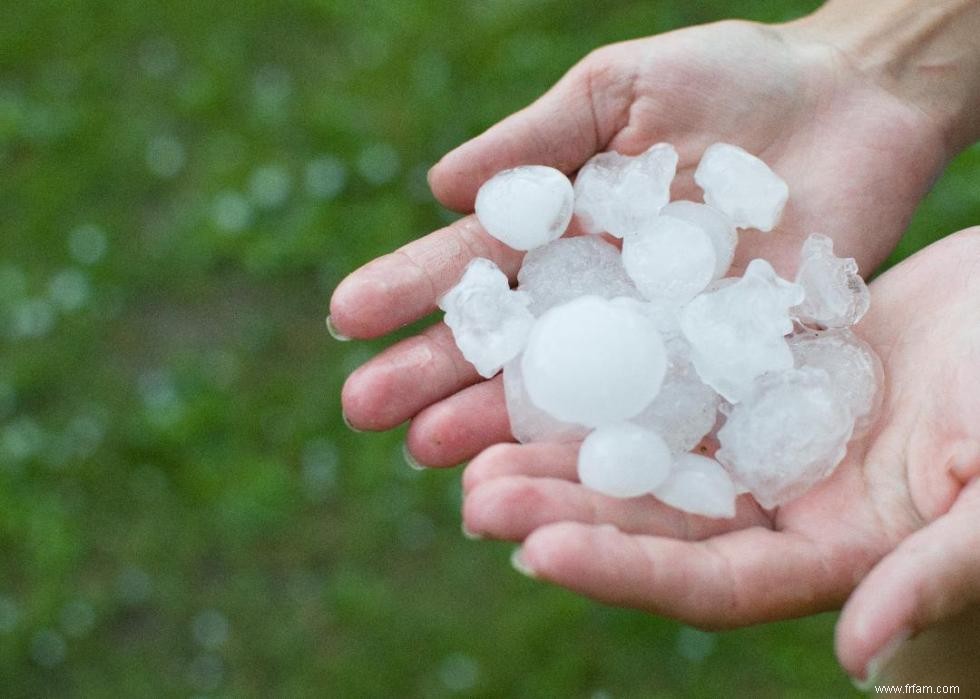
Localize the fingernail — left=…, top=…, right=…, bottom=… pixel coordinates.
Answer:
left=510, top=548, right=536, bottom=579
left=852, top=628, right=911, bottom=691
left=461, top=522, right=483, bottom=541
left=402, top=442, right=426, bottom=471
left=325, top=315, right=350, bottom=341
left=342, top=411, right=364, bottom=433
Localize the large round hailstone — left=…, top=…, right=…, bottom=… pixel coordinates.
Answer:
left=521, top=296, right=667, bottom=427
left=622, top=216, right=716, bottom=304
left=474, top=165, right=574, bottom=251
left=578, top=423, right=672, bottom=497
left=502, top=357, right=589, bottom=444
left=660, top=200, right=738, bottom=280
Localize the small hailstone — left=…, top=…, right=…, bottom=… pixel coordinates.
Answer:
left=621, top=216, right=717, bottom=304
left=654, top=453, right=737, bottom=518
left=522, top=295, right=667, bottom=427
left=502, top=357, right=589, bottom=444
left=578, top=423, right=672, bottom=498
left=716, top=366, right=854, bottom=508
left=632, top=336, right=720, bottom=454
left=518, top=236, right=638, bottom=315
left=694, top=143, right=788, bottom=232
left=660, top=200, right=738, bottom=280
left=574, top=143, right=678, bottom=238
left=789, top=327, right=882, bottom=436
left=680, top=259, right=804, bottom=402
left=438, top=258, right=534, bottom=378
left=794, top=234, right=870, bottom=328
left=475, top=165, right=573, bottom=250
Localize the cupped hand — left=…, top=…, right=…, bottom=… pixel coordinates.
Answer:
left=460, top=228, right=980, bottom=684
left=331, top=18, right=949, bottom=467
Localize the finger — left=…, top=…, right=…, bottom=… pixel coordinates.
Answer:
left=405, top=377, right=513, bottom=467
left=464, top=475, right=766, bottom=542
left=341, top=322, right=481, bottom=431
left=329, top=216, right=523, bottom=339
left=835, top=477, right=980, bottom=684
left=462, top=442, right=580, bottom=495
left=515, top=522, right=846, bottom=630
left=429, top=45, right=634, bottom=212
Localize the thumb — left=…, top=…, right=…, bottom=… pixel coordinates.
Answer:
left=428, top=45, right=633, bottom=212
left=835, top=476, right=980, bottom=686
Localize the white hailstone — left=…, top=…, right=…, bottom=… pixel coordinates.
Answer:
left=789, top=327, right=883, bottom=436
left=573, top=143, right=678, bottom=238
left=502, top=357, right=589, bottom=444
left=578, top=423, right=672, bottom=498
left=694, top=143, right=788, bottom=232
left=661, top=200, right=738, bottom=280
left=631, top=336, right=720, bottom=454
left=621, top=216, right=717, bottom=304
left=432, top=145, right=881, bottom=513
left=517, top=236, right=638, bottom=315
left=609, top=297, right=683, bottom=339
left=680, top=259, right=804, bottom=402
left=654, top=453, right=737, bottom=518
left=716, top=366, right=854, bottom=508
left=521, top=296, right=667, bottom=427
left=438, top=258, right=534, bottom=378
left=794, top=234, right=870, bottom=328
left=475, top=165, right=574, bottom=250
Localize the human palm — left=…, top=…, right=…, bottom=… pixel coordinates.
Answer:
left=461, top=229, right=980, bottom=681
left=331, top=19, right=948, bottom=469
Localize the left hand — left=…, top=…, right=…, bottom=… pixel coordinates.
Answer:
left=460, top=228, right=980, bottom=684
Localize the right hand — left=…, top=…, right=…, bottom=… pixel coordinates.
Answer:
left=331, top=17, right=952, bottom=468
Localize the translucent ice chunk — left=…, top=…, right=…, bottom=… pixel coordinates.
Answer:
left=622, top=216, right=716, bottom=304
left=716, top=366, right=854, bottom=508
left=518, top=236, right=638, bottom=315
left=503, top=357, right=590, bottom=444
left=522, top=295, right=667, bottom=427
left=694, top=143, right=788, bottom=232
left=475, top=165, right=574, bottom=250
left=794, top=234, right=870, bottom=328
left=578, top=423, right=672, bottom=498
left=438, top=258, right=534, bottom=378
left=574, top=143, right=678, bottom=238
left=654, top=453, right=737, bottom=518
left=661, top=200, right=739, bottom=280
left=789, top=327, right=883, bottom=436
left=680, top=259, right=804, bottom=402
left=632, top=336, right=720, bottom=454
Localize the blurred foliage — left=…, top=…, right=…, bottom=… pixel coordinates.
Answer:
left=0, top=0, right=977, bottom=696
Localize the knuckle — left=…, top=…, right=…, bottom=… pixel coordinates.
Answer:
left=463, top=443, right=515, bottom=490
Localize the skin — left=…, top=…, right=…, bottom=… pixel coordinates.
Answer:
left=330, top=1, right=980, bottom=687
left=462, top=229, right=980, bottom=686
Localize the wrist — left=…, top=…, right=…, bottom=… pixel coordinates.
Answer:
left=787, top=0, right=980, bottom=157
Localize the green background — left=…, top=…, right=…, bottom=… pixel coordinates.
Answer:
left=1, top=0, right=978, bottom=696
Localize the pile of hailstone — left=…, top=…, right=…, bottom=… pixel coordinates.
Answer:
left=438, top=143, right=881, bottom=517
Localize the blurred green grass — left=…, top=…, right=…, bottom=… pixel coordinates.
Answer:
left=0, top=0, right=977, bottom=696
